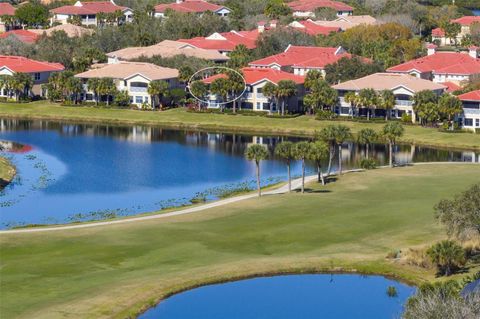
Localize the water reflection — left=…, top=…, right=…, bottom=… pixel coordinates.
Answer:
left=0, top=119, right=478, bottom=228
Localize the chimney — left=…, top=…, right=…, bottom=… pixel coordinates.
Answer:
left=176, top=0, right=183, bottom=3
left=269, top=20, right=277, bottom=29
left=469, top=46, right=479, bottom=59
left=426, top=43, right=437, bottom=56
left=257, top=21, right=266, bottom=33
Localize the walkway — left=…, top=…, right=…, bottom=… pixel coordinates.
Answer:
left=1, top=163, right=477, bottom=234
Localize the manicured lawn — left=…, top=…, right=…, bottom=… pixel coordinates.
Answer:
left=1, top=164, right=479, bottom=319
left=1, top=102, right=479, bottom=150
left=0, top=157, right=15, bottom=189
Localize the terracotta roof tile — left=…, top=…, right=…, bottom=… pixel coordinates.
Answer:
left=155, top=0, right=225, bottom=14
left=51, top=1, right=128, bottom=15
left=458, top=89, right=480, bottom=101
left=387, top=52, right=480, bottom=76
left=178, top=30, right=260, bottom=52
left=0, top=3, right=16, bottom=16
left=0, top=30, right=40, bottom=44
left=0, top=56, right=64, bottom=73
left=249, top=46, right=365, bottom=69
left=202, top=67, right=305, bottom=85
left=287, top=0, right=353, bottom=12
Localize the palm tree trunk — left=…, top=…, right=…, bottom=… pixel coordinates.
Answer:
left=233, top=98, right=236, bottom=114
left=256, top=161, right=261, bottom=197
left=389, top=142, right=393, bottom=168
left=367, top=108, right=370, bottom=121
left=301, top=158, right=305, bottom=193
left=287, top=162, right=291, bottom=193
left=327, top=144, right=334, bottom=176
left=366, top=143, right=369, bottom=160
left=338, top=144, right=343, bottom=174
left=318, top=163, right=325, bottom=185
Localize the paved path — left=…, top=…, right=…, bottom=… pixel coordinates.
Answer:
left=1, top=162, right=477, bottom=234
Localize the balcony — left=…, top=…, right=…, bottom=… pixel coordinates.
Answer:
left=130, top=86, right=148, bottom=93
left=395, top=100, right=413, bottom=107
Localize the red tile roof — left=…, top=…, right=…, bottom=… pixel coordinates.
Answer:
left=249, top=46, right=361, bottom=69
left=290, top=20, right=340, bottom=36
left=202, top=67, right=305, bottom=85
left=387, top=52, right=480, bottom=76
left=155, top=0, right=225, bottom=14
left=51, top=1, right=128, bottom=15
left=452, top=16, right=480, bottom=26
left=0, top=30, right=40, bottom=44
left=0, top=3, right=16, bottom=16
left=287, top=0, right=353, bottom=12
left=0, top=56, right=64, bottom=73
left=179, top=30, right=260, bottom=51
left=440, top=82, right=461, bottom=93
left=431, top=27, right=445, bottom=37
left=458, top=89, right=480, bottom=101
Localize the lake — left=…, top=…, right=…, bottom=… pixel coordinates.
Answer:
left=1, top=119, right=478, bottom=228
left=138, top=274, right=416, bottom=319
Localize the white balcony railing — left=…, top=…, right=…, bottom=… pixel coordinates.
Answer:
left=395, top=100, right=413, bottom=106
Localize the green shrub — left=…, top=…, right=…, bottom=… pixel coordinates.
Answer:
left=359, top=158, right=377, bottom=170
left=401, top=113, right=412, bottom=123
left=315, top=109, right=337, bottom=120
left=427, top=240, right=466, bottom=276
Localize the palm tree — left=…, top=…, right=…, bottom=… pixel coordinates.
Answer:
left=245, top=144, right=269, bottom=197
left=11, top=73, right=33, bottom=101
left=87, top=78, right=100, bottom=106
left=277, top=80, right=297, bottom=116
left=379, top=90, right=395, bottom=121
left=226, top=70, right=244, bottom=114
left=413, top=90, right=438, bottom=125
left=344, top=91, right=358, bottom=118
left=356, top=128, right=378, bottom=159
left=316, top=126, right=336, bottom=176
left=0, top=75, right=12, bottom=98
left=210, top=78, right=230, bottom=111
left=382, top=122, right=404, bottom=167
left=262, top=82, right=278, bottom=114
left=189, top=80, right=208, bottom=110
left=66, top=76, right=83, bottom=104
left=304, top=69, right=323, bottom=89
left=332, top=125, right=352, bottom=174
left=438, top=94, right=463, bottom=131
left=427, top=240, right=466, bottom=276
left=98, top=78, right=116, bottom=107
left=148, top=80, right=169, bottom=109
left=274, top=141, right=295, bottom=192
left=293, top=141, right=311, bottom=193
left=357, top=88, right=378, bottom=121
left=307, top=141, right=329, bottom=185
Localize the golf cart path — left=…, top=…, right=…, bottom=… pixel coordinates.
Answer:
left=1, top=162, right=478, bottom=234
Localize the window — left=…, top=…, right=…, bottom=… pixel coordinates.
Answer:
left=340, top=107, right=350, bottom=115
left=34, top=73, right=41, bottom=81
left=135, top=96, right=143, bottom=104
left=476, top=119, right=479, bottom=127
left=144, top=96, right=148, bottom=103
left=86, top=94, right=93, bottom=100
left=464, top=118, right=473, bottom=126
left=129, top=96, right=133, bottom=103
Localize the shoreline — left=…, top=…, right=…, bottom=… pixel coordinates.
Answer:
left=0, top=157, right=15, bottom=190
left=132, top=266, right=419, bottom=319
left=1, top=106, right=479, bottom=151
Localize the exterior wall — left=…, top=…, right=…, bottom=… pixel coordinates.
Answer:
left=215, top=8, right=230, bottom=17
left=79, top=75, right=180, bottom=107
left=0, top=70, right=56, bottom=97
left=293, top=67, right=325, bottom=77
left=459, top=100, right=480, bottom=132
left=207, top=81, right=305, bottom=113
left=433, top=73, right=472, bottom=85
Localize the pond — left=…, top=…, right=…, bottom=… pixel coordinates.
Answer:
left=0, top=119, right=478, bottom=229
left=138, top=274, right=416, bottom=319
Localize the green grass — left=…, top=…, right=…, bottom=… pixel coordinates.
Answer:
left=0, top=156, right=15, bottom=189
left=1, top=102, right=479, bottom=150
left=1, top=164, right=479, bottom=319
